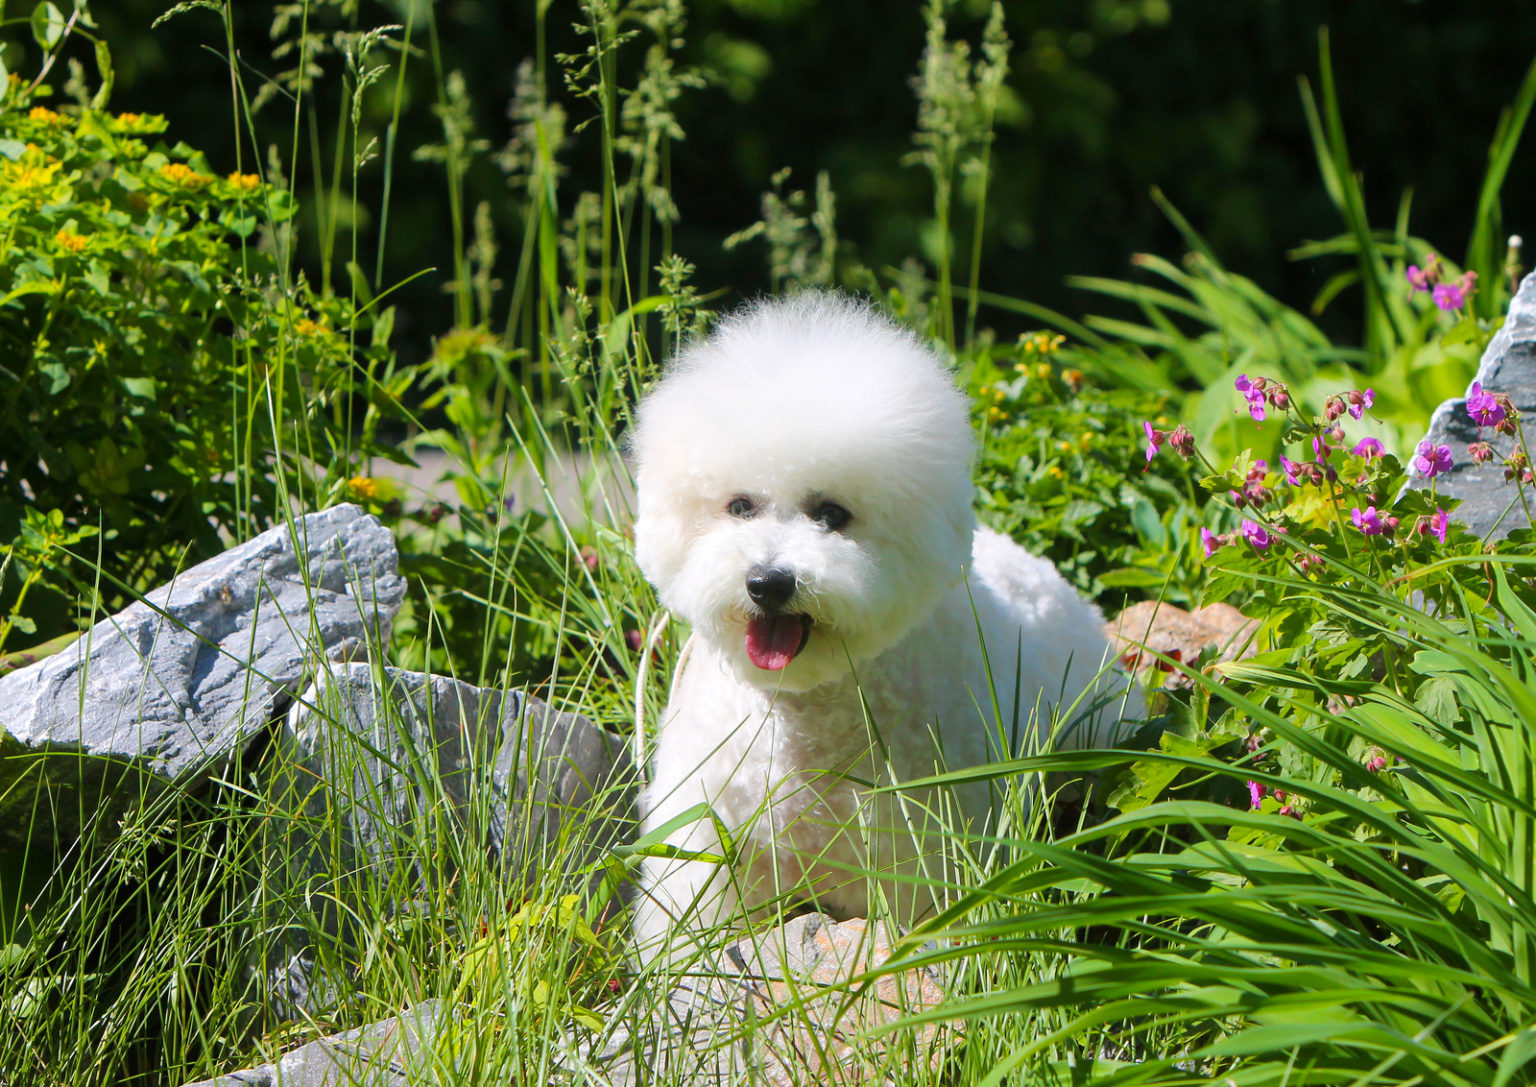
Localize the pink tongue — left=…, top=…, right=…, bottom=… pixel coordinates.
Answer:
left=745, top=615, right=808, bottom=671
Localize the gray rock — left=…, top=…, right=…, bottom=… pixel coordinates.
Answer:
left=256, top=665, right=634, bottom=1018
left=1410, top=270, right=1536, bottom=538
left=179, top=1000, right=441, bottom=1087
left=0, top=505, right=404, bottom=849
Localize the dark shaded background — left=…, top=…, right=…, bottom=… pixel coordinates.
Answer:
left=43, top=0, right=1536, bottom=356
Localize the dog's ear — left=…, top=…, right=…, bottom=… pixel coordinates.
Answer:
left=631, top=477, right=690, bottom=599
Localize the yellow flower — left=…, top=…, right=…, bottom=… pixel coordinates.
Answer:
left=160, top=162, right=212, bottom=188
left=54, top=228, right=87, bottom=254
left=108, top=111, right=166, bottom=135
left=226, top=171, right=260, bottom=192
left=294, top=317, right=330, bottom=337
left=1020, top=331, right=1067, bottom=355
left=28, top=106, right=66, bottom=126
left=2, top=150, right=63, bottom=194
left=1062, top=368, right=1085, bottom=392
left=347, top=476, right=379, bottom=502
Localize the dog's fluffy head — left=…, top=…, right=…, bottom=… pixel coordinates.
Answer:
left=629, top=293, right=976, bottom=692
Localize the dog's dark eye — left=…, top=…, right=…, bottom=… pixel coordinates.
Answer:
left=813, top=501, right=851, bottom=532
left=726, top=496, right=758, bottom=519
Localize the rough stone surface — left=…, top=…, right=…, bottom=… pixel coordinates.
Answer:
left=199, top=915, right=948, bottom=1087
left=1410, top=270, right=1536, bottom=539
left=0, top=505, right=404, bottom=848
left=179, top=1000, right=440, bottom=1087
left=258, top=665, right=633, bottom=1018
left=1107, top=601, right=1258, bottom=686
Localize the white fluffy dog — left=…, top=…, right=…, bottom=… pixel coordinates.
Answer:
left=627, top=293, right=1131, bottom=956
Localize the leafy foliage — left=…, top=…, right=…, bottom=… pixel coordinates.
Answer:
left=0, top=78, right=410, bottom=647
left=968, top=331, right=1205, bottom=610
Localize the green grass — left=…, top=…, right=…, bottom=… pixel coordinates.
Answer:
left=6, top=3, right=1536, bottom=1085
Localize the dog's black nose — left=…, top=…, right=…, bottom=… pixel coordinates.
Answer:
left=746, top=565, right=797, bottom=612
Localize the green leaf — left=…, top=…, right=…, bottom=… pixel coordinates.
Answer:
left=219, top=208, right=257, bottom=238
left=1440, top=315, right=1484, bottom=347
left=37, top=360, right=71, bottom=394
left=371, top=305, right=396, bottom=349
left=346, top=261, right=374, bottom=306
left=266, top=189, right=297, bottom=223
left=1129, top=495, right=1166, bottom=545
left=1096, top=567, right=1169, bottom=589
left=31, top=2, right=66, bottom=49
left=1108, top=730, right=1220, bottom=812
left=121, top=376, right=156, bottom=401
left=82, top=263, right=110, bottom=296
left=90, top=38, right=113, bottom=110
left=0, top=139, right=26, bottom=162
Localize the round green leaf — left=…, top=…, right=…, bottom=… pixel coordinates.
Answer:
left=31, top=2, right=66, bottom=49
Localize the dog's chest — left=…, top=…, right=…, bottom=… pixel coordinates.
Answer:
left=716, top=679, right=936, bottom=823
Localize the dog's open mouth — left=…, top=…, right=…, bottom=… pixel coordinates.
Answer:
left=745, top=614, right=812, bottom=671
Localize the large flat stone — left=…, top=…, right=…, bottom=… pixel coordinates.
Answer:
left=256, top=665, right=634, bottom=1019
left=0, top=504, right=404, bottom=848
left=179, top=1001, right=440, bottom=1087
left=1410, top=270, right=1536, bottom=538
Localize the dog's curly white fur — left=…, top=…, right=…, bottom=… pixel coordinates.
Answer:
left=628, top=294, right=1131, bottom=956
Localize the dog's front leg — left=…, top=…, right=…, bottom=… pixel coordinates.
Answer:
left=630, top=800, right=743, bottom=964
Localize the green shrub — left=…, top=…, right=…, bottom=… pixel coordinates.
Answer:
left=968, top=330, right=1206, bottom=610
left=0, top=81, right=408, bottom=649
left=894, top=367, right=1536, bottom=1084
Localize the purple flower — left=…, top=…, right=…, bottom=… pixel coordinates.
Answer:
left=1235, top=374, right=1266, bottom=422
left=1313, top=433, right=1333, bottom=462
left=1347, top=389, right=1375, bottom=420
left=1143, top=421, right=1162, bottom=468
left=1352, top=506, right=1386, bottom=535
left=1466, top=381, right=1506, bottom=429
left=1433, top=282, right=1467, bottom=311
left=1280, top=455, right=1303, bottom=486
left=1200, top=526, right=1223, bottom=559
left=1240, top=519, right=1271, bottom=551
left=1430, top=508, right=1448, bottom=544
left=1413, top=440, right=1454, bottom=478
left=1247, top=780, right=1265, bottom=809
left=1406, top=265, right=1430, bottom=294
left=1351, top=437, right=1385, bottom=459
